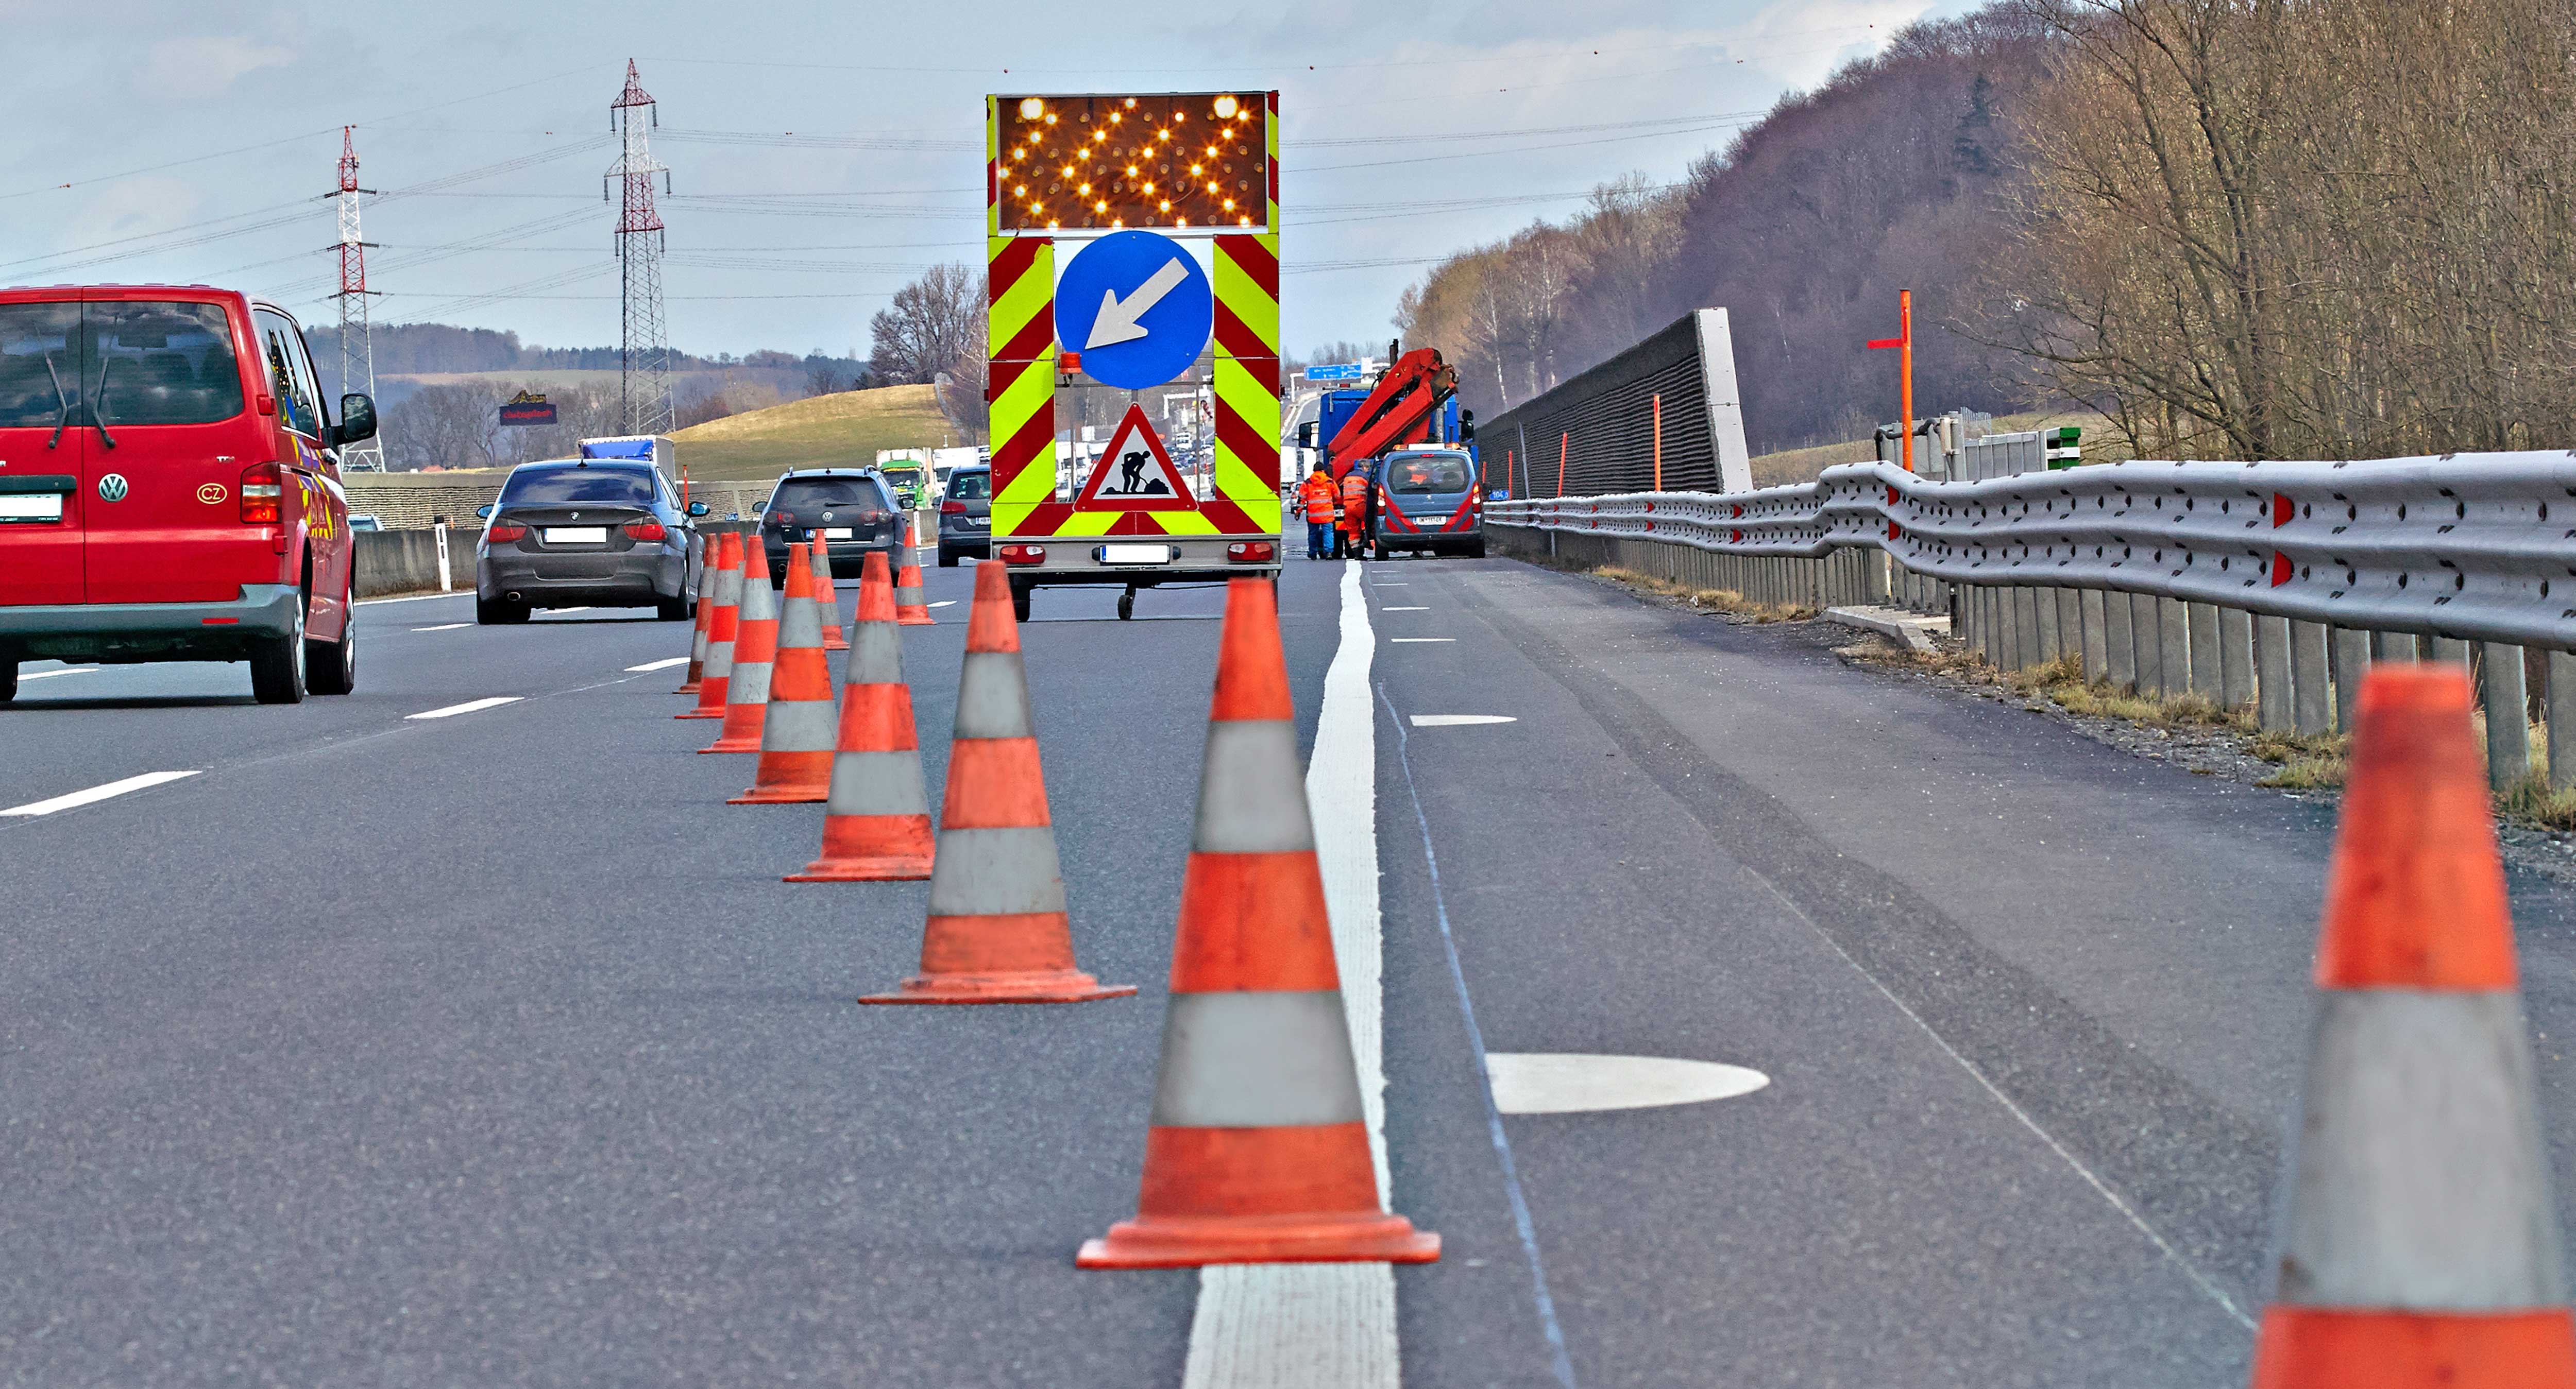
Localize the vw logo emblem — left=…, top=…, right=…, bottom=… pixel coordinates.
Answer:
left=568, top=511, right=580, bottom=520
left=97, top=474, right=129, bottom=503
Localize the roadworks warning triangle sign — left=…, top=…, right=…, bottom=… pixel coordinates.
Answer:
left=1074, top=404, right=1195, bottom=512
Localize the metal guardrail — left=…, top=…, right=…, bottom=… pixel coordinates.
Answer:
left=1491, top=452, right=2576, bottom=652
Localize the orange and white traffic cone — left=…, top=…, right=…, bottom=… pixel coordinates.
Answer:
left=2248, top=663, right=2575, bottom=1388
left=701, top=536, right=777, bottom=753
left=678, top=542, right=717, bottom=695
left=1079, top=576, right=1439, bottom=1269
left=860, top=559, right=1131, bottom=1004
left=730, top=540, right=837, bottom=803
left=894, top=544, right=934, bottom=626
left=679, top=531, right=742, bottom=720
left=810, top=540, right=848, bottom=652
left=787, top=550, right=933, bottom=880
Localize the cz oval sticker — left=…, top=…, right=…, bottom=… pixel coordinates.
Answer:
left=197, top=483, right=228, bottom=505
left=97, top=474, right=129, bottom=502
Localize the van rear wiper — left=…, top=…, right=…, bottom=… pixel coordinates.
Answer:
left=42, top=353, right=69, bottom=450
left=91, top=357, right=117, bottom=450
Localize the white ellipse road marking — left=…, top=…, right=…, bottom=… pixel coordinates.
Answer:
left=1382, top=606, right=1429, bottom=611
left=624, top=657, right=690, bottom=673
left=412, top=623, right=469, bottom=632
left=1389, top=638, right=1453, bottom=644
left=1485, top=1053, right=1771, bottom=1116
left=2, top=770, right=202, bottom=818
left=927, top=600, right=958, bottom=608
left=18, top=666, right=99, bottom=681
left=1409, top=715, right=1515, bottom=727
left=405, top=696, right=524, bottom=721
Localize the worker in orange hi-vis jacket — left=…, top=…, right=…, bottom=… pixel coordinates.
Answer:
left=1339, top=462, right=1370, bottom=559
left=1299, top=464, right=1340, bottom=560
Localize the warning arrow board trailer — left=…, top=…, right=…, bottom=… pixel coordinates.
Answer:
left=985, top=91, right=1282, bottom=619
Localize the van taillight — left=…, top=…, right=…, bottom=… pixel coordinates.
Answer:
left=486, top=523, right=528, bottom=543
left=240, top=462, right=282, bottom=524
left=624, top=519, right=666, bottom=541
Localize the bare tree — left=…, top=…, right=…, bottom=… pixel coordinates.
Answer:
left=870, top=263, right=985, bottom=386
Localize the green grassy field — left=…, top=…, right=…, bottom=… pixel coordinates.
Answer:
left=671, top=385, right=959, bottom=481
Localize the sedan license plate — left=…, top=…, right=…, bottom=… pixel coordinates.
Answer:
left=823, top=527, right=853, bottom=539
left=1098, top=543, right=1174, bottom=565
left=544, top=526, right=609, bottom=545
left=0, top=494, right=63, bottom=523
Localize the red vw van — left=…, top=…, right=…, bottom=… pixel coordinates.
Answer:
left=0, top=286, right=372, bottom=704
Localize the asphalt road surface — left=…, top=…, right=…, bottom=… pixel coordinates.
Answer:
left=7, top=553, right=2575, bottom=1385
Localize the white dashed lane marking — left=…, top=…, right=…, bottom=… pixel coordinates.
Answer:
left=1409, top=715, right=1514, bottom=727
left=1484, top=1054, right=1771, bottom=1116
left=18, top=667, right=98, bottom=681
left=928, top=600, right=958, bottom=609
left=1389, top=638, right=1453, bottom=644
left=405, top=697, right=524, bottom=721
left=625, top=657, right=690, bottom=673
left=412, top=623, right=469, bottom=632
left=2, top=770, right=202, bottom=818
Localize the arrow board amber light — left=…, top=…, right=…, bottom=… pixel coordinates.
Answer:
left=994, top=92, right=1265, bottom=233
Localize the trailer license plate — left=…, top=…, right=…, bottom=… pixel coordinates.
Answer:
left=544, top=527, right=608, bottom=545
left=1099, top=544, right=1173, bottom=565
left=0, top=495, right=63, bottom=522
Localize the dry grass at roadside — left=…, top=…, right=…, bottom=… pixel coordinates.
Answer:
left=1592, top=565, right=1817, bottom=623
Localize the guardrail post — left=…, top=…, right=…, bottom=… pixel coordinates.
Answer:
left=2291, top=621, right=2332, bottom=735
left=2102, top=590, right=2133, bottom=690
left=2219, top=608, right=2256, bottom=709
left=2483, top=643, right=2532, bottom=790
left=2433, top=635, right=2471, bottom=668
left=2031, top=586, right=2061, bottom=665
left=2183, top=602, right=2219, bottom=697
left=2255, top=615, right=2293, bottom=731
left=2130, top=593, right=2163, bottom=695
left=1972, top=586, right=1993, bottom=661
left=2551, top=652, right=2576, bottom=792
left=2057, top=590, right=2083, bottom=672
left=1997, top=586, right=2022, bottom=669
left=2158, top=599, right=2191, bottom=701
left=2331, top=628, right=2370, bottom=733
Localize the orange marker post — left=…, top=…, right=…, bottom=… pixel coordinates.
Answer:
left=1652, top=393, right=1663, bottom=491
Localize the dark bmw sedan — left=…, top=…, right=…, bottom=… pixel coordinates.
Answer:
left=760, top=469, right=903, bottom=584
left=474, top=458, right=705, bottom=624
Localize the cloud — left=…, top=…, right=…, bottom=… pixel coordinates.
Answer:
left=141, top=35, right=298, bottom=94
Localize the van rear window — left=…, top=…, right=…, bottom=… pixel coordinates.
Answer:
left=0, top=303, right=78, bottom=430
left=499, top=466, right=657, bottom=506
left=92, top=302, right=244, bottom=426
left=1386, top=454, right=1471, bottom=493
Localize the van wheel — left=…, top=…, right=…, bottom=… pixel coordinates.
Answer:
left=0, top=660, right=16, bottom=704
left=1468, top=539, right=1486, bottom=559
left=251, top=601, right=308, bottom=705
left=1011, top=582, right=1032, bottom=623
left=308, top=586, right=358, bottom=695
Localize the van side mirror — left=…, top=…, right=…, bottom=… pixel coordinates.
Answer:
left=475, top=504, right=494, bottom=519
left=1459, top=409, right=1476, bottom=443
left=1295, top=421, right=1317, bottom=449
left=687, top=501, right=710, bottom=518
left=333, top=393, right=378, bottom=446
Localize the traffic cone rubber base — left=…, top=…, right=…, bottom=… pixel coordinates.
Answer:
left=727, top=754, right=834, bottom=804
left=677, top=706, right=723, bottom=719
left=858, top=968, right=1137, bottom=1006
left=1077, top=1212, right=1442, bottom=1269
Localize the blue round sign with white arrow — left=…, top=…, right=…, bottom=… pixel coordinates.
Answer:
left=1055, top=229, right=1214, bottom=391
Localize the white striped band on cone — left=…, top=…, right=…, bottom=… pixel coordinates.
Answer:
left=732, top=550, right=837, bottom=803
left=2252, top=664, right=2576, bottom=1387
left=1080, top=576, right=1437, bottom=1269
left=702, top=546, right=777, bottom=753
left=860, top=560, right=1130, bottom=1003
left=680, top=535, right=743, bottom=720
left=679, top=552, right=715, bottom=694
left=786, top=607, right=934, bottom=880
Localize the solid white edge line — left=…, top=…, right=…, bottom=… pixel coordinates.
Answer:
left=624, top=657, right=690, bottom=672
left=2, top=769, right=202, bottom=817
left=1409, top=714, right=1515, bottom=727
left=1382, top=606, right=1430, bottom=611
left=1183, top=557, right=1400, bottom=1389
left=18, top=666, right=99, bottom=681
left=404, top=696, right=523, bottom=721
left=355, top=590, right=472, bottom=606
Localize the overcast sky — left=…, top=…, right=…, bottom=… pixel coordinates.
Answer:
left=5, top=0, right=1960, bottom=364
